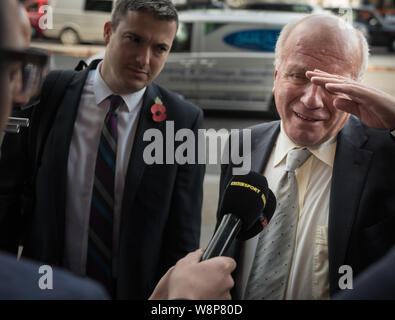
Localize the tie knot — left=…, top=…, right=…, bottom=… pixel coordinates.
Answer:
left=286, top=148, right=311, bottom=172
left=108, top=95, right=124, bottom=114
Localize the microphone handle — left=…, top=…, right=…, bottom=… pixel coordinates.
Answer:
left=201, top=214, right=242, bottom=261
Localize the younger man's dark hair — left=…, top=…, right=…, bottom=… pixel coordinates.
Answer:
left=111, top=0, right=178, bottom=31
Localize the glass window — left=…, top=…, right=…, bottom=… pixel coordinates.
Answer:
left=223, top=27, right=280, bottom=52
left=26, top=3, right=39, bottom=12
left=205, top=23, right=226, bottom=35
left=171, top=22, right=193, bottom=53
left=202, top=23, right=280, bottom=52
left=84, top=0, right=113, bottom=13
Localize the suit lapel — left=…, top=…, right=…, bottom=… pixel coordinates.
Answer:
left=48, top=68, right=92, bottom=245
left=328, top=117, right=373, bottom=295
left=232, top=121, right=280, bottom=299
left=222, top=121, right=279, bottom=216
left=250, top=121, right=280, bottom=174
left=120, top=83, right=164, bottom=221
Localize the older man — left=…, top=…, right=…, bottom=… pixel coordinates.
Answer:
left=218, top=14, right=395, bottom=300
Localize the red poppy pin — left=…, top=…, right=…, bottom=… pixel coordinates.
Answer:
left=151, top=97, right=167, bottom=122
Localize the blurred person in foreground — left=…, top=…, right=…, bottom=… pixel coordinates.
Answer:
left=0, top=0, right=235, bottom=300
left=218, top=14, right=395, bottom=300
left=0, top=0, right=108, bottom=300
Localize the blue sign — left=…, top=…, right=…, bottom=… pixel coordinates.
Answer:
left=223, top=29, right=281, bottom=52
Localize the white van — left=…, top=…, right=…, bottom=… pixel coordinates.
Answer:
left=44, top=0, right=113, bottom=45
left=86, top=9, right=311, bottom=114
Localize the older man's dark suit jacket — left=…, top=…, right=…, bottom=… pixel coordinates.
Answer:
left=334, top=244, right=395, bottom=300
left=0, top=60, right=205, bottom=299
left=218, top=116, right=395, bottom=298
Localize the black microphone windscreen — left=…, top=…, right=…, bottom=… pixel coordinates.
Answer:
left=219, top=171, right=269, bottom=233
left=237, top=188, right=277, bottom=240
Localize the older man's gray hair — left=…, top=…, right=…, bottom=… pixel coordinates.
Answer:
left=274, top=14, right=369, bottom=81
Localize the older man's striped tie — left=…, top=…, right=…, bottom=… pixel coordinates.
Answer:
left=86, top=95, right=123, bottom=295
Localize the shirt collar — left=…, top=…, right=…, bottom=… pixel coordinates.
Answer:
left=93, top=61, right=146, bottom=112
left=273, top=121, right=337, bottom=168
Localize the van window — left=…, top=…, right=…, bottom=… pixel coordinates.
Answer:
left=171, top=22, right=193, bottom=53
left=84, top=0, right=113, bottom=13
left=205, top=23, right=226, bottom=35
left=202, top=23, right=280, bottom=52
left=223, top=28, right=279, bottom=51
left=244, top=3, right=313, bottom=13
left=26, top=3, right=39, bottom=12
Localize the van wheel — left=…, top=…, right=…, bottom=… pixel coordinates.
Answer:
left=60, top=29, right=79, bottom=45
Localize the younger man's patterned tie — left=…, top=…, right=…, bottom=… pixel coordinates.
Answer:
left=86, top=95, right=123, bottom=295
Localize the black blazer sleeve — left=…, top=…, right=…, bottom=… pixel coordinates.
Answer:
left=156, top=94, right=205, bottom=279
left=0, top=108, right=33, bottom=254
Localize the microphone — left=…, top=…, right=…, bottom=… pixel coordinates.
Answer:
left=201, top=171, right=276, bottom=261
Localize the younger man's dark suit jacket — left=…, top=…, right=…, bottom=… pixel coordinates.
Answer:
left=0, top=60, right=205, bottom=299
left=218, top=116, right=395, bottom=298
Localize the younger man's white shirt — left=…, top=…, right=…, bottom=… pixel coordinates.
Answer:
left=63, top=62, right=146, bottom=277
